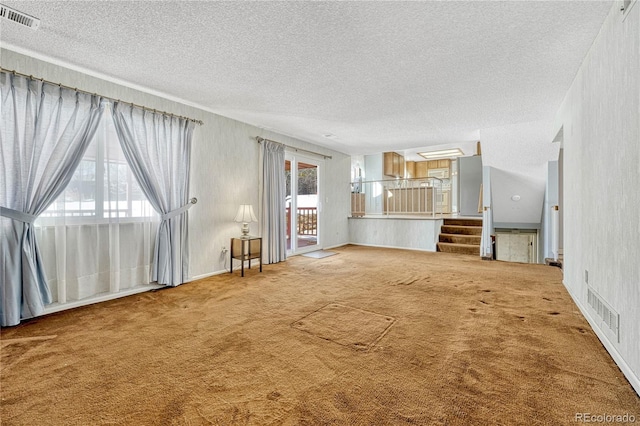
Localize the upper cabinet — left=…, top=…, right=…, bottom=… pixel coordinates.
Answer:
left=405, top=161, right=416, bottom=178
left=415, top=161, right=429, bottom=178
left=382, top=153, right=453, bottom=179
left=383, top=152, right=405, bottom=178
left=415, top=158, right=451, bottom=178
left=426, top=159, right=451, bottom=169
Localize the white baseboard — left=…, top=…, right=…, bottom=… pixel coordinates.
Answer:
left=188, top=269, right=230, bottom=281
left=348, top=242, right=436, bottom=252
left=323, top=243, right=349, bottom=250
left=42, top=284, right=163, bottom=316
left=190, top=261, right=270, bottom=281
left=564, top=279, right=640, bottom=397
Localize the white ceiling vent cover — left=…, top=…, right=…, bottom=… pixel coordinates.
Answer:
left=0, top=4, right=40, bottom=29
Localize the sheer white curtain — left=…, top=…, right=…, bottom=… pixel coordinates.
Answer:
left=36, top=106, right=159, bottom=306
left=261, top=140, right=287, bottom=264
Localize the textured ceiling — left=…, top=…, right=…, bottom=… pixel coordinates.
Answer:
left=1, top=1, right=611, bottom=155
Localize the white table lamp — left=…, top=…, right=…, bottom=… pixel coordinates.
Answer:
left=234, top=204, right=257, bottom=236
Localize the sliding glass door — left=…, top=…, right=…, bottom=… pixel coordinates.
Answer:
left=285, top=154, right=321, bottom=255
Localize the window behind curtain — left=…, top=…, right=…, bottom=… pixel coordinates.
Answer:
left=41, top=106, right=153, bottom=221
left=35, top=105, right=158, bottom=305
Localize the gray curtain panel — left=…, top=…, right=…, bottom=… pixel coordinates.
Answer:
left=0, top=72, right=103, bottom=326
left=111, top=102, right=195, bottom=286
left=261, top=140, right=287, bottom=263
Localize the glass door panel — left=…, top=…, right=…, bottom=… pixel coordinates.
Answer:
left=285, top=155, right=321, bottom=255
left=285, top=160, right=292, bottom=251
left=296, top=162, right=318, bottom=251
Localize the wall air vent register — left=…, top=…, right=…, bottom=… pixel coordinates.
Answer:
left=587, top=285, right=620, bottom=343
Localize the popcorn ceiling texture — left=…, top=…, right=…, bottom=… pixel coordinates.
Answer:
left=1, top=1, right=611, bottom=154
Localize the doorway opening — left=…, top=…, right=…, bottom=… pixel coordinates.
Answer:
left=558, top=148, right=564, bottom=260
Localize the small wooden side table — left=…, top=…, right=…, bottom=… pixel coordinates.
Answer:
left=230, top=236, right=262, bottom=277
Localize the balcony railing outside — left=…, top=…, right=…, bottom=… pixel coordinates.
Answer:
left=285, top=207, right=318, bottom=237
left=350, top=177, right=445, bottom=217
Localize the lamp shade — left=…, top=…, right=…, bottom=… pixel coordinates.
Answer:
left=234, top=204, right=257, bottom=223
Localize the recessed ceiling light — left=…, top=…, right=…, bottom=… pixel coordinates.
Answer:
left=511, top=195, right=521, bottom=201
left=418, top=148, right=464, bottom=160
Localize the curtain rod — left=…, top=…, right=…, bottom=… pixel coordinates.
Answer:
left=255, top=136, right=332, bottom=160
left=0, top=67, right=204, bottom=126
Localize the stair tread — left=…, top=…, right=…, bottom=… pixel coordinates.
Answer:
left=437, top=242, right=480, bottom=255
left=439, top=234, right=481, bottom=243
left=443, top=219, right=483, bottom=226
left=440, top=225, right=482, bottom=235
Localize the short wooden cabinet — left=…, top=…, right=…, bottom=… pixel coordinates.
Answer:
left=383, top=152, right=405, bottom=178
left=351, top=193, right=365, bottom=217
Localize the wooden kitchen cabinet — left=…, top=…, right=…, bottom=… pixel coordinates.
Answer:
left=405, top=161, right=416, bottom=178
left=426, top=159, right=451, bottom=170
left=351, top=193, right=365, bottom=217
left=415, top=161, right=428, bottom=178
left=383, top=152, right=405, bottom=178
left=437, top=159, right=451, bottom=168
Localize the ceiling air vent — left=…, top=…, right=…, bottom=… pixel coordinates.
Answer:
left=0, top=4, right=40, bottom=29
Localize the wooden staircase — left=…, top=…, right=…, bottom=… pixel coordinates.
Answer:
left=437, top=218, right=483, bottom=255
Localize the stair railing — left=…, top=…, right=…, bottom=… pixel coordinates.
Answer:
left=350, top=177, right=445, bottom=217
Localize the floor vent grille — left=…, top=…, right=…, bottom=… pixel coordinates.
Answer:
left=0, top=4, right=40, bottom=29
left=587, top=286, right=619, bottom=342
